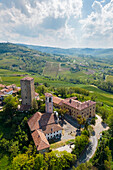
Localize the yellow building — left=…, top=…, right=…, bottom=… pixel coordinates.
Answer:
left=53, top=96, right=96, bottom=119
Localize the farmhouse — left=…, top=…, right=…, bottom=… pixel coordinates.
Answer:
left=53, top=96, right=96, bottom=120
left=28, top=93, right=63, bottom=154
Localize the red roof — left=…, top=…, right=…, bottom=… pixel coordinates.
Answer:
left=53, top=96, right=64, bottom=105
left=28, top=111, right=63, bottom=151
left=28, top=112, right=42, bottom=131
left=35, top=92, right=39, bottom=96
left=32, top=130, right=50, bottom=151
left=41, top=124, right=63, bottom=135
left=21, top=77, right=34, bottom=81
left=62, top=99, right=96, bottom=110
left=28, top=112, right=56, bottom=131
left=45, top=93, right=53, bottom=97
left=0, top=84, right=5, bottom=88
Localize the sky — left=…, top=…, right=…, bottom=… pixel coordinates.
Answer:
left=0, top=0, right=113, bottom=48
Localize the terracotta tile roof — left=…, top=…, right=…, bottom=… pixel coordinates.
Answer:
left=12, top=90, right=18, bottom=94
left=63, top=99, right=96, bottom=111
left=0, top=84, right=5, bottom=88
left=64, top=97, right=77, bottom=101
left=35, top=92, right=39, bottom=96
left=6, top=84, right=16, bottom=89
left=5, top=88, right=13, bottom=92
left=21, top=77, right=34, bottom=81
left=53, top=96, right=64, bottom=105
left=41, top=124, right=63, bottom=135
left=39, top=113, right=55, bottom=127
left=1, top=88, right=13, bottom=93
left=31, top=130, right=50, bottom=151
left=45, top=93, right=53, bottom=97
left=28, top=112, right=42, bottom=131
left=28, top=112, right=56, bottom=131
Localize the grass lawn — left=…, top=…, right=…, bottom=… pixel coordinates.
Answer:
left=50, top=139, right=75, bottom=150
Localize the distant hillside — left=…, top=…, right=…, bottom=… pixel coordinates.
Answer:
left=19, top=44, right=113, bottom=58
left=0, top=43, right=53, bottom=74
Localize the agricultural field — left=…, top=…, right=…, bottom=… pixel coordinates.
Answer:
left=0, top=68, right=113, bottom=106
left=106, top=75, right=113, bottom=83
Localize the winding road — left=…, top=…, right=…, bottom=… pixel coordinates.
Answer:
left=76, top=114, right=109, bottom=165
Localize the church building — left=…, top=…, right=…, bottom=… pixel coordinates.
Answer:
left=27, top=93, right=63, bottom=154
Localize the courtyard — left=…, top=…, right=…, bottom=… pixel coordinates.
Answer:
left=60, top=114, right=80, bottom=141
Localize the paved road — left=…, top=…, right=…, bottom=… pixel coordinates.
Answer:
left=54, top=114, right=109, bottom=168
left=92, top=114, right=109, bottom=139
left=75, top=114, right=109, bottom=166
left=78, top=135, right=97, bottom=164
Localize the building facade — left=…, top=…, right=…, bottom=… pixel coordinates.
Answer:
left=20, top=77, right=35, bottom=107
left=45, top=93, right=53, bottom=114
left=28, top=93, right=63, bottom=153
left=53, top=96, right=96, bottom=120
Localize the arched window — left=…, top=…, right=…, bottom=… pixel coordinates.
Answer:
left=49, top=97, right=52, bottom=102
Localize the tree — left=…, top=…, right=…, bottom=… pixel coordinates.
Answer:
left=58, top=108, right=68, bottom=118
left=107, top=112, right=113, bottom=136
left=81, top=129, right=89, bottom=137
left=9, top=140, right=20, bottom=158
left=44, top=150, right=76, bottom=170
left=3, top=95, right=18, bottom=120
left=32, top=99, right=38, bottom=111
left=39, top=103, right=45, bottom=113
left=100, top=108, right=108, bottom=122
left=72, top=135, right=89, bottom=158
left=72, top=162, right=93, bottom=170
left=34, top=154, right=45, bottom=170
left=0, top=138, right=9, bottom=150
left=37, top=85, right=46, bottom=95
left=77, top=115, right=86, bottom=129
left=12, top=153, right=29, bottom=170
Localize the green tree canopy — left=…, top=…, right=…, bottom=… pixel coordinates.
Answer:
left=3, top=95, right=19, bottom=119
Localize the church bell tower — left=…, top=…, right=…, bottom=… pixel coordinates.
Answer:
left=45, top=93, right=53, bottom=114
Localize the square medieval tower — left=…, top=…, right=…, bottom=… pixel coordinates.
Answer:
left=20, top=77, right=35, bottom=107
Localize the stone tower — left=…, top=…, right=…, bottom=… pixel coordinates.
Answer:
left=45, top=93, right=53, bottom=114
left=20, top=77, right=35, bottom=107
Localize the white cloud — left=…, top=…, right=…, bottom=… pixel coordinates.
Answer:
left=0, top=0, right=83, bottom=48
left=92, top=1, right=102, bottom=13
left=80, top=0, right=113, bottom=47
left=0, top=0, right=113, bottom=48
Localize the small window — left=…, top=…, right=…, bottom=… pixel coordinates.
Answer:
left=25, top=96, right=27, bottom=99
left=49, top=97, right=52, bottom=102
